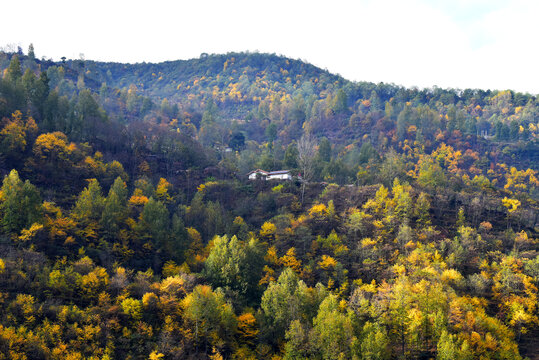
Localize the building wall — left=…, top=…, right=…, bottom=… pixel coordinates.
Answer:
left=249, top=172, right=291, bottom=180
left=267, top=173, right=292, bottom=180
left=249, top=172, right=267, bottom=180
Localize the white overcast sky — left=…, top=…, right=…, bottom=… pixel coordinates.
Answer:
left=2, top=0, right=538, bottom=94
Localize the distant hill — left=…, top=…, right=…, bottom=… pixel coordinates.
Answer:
left=85, top=52, right=347, bottom=101
left=75, top=52, right=538, bottom=148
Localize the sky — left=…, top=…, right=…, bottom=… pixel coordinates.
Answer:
left=2, top=0, right=538, bottom=94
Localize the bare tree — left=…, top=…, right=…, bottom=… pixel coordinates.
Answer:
left=297, top=133, right=317, bottom=203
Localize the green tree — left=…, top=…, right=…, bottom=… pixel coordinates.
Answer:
left=73, top=89, right=106, bottom=141
left=139, top=197, right=169, bottom=248
left=392, top=178, right=412, bottom=224
left=22, top=69, right=37, bottom=103
left=100, top=177, right=127, bottom=236
left=72, top=179, right=104, bottom=222
left=310, top=294, right=354, bottom=360
left=446, top=105, right=457, bottom=133
left=333, top=89, right=348, bottom=113
left=387, top=281, right=412, bottom=358
left=436, top=330, right=457, bottom=360
left=397, top=104, right=414, bottom=140
left=27, top=44, right=35, bottom=60
left=182, top=285, right=237, bottom=354
left=284, top=142, right=299, bottom=169
left=0, top=170, right=42, bottom=233
left=284, top=320, right=310, bottom=360
left=201, top=97, right=218, bottom=127
left=203, top=201, right=225, bottom=241
left=6, top=55, right=22, bottom=83
left=265, top=123, right=278, bottom=145
left=229, top=131, right=245, bottom=151
left=417, top=156, right=446, bottom=188
left=379, top=149, right=405, bottom=186
left=413, top=192, right=431, bottom=227
left=31, top=72, right=50, bottom=120
left=360, top=322, right=390, bottom=360
left=261, top=268, right=326, bottom=344
left=168, top=213, right=188, bottom=263
left=204, top=235, right=264, bottom=305
left=358, top=142, right=378, bottom=165
left=317, top=137, right=331, bottom=162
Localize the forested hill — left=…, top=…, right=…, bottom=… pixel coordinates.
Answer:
left=85, top=52, right=347, bottom=102
left=88, top=54, right=539, bottom=169
left=0, top=47, right=538, bottom=359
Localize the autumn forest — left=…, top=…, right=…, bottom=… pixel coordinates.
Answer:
left=0, top=46, right=537, bottom=359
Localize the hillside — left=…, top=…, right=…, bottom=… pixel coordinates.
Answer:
left=0, top=48, right=537, bottom=359
left=86, top=52, right=346, bottom=103
left=37, top=52, right=539, bottom=146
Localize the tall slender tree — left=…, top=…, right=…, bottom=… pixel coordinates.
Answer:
left=297, top=133, right=317, bottom=202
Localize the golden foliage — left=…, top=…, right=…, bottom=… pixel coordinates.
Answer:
left=129, top=188, right=149, bottom=206
left=260, top=221, right=277, bottom=237
left=279, top=247, right=302, bottom=273
left=318, top=255, right=337, bottom=270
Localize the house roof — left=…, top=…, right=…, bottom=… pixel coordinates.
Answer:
left=268, top=170, right=291, bottom=175
left=247, top=169, right=269, bottom=176
left=247, top=169, right=291, bottom=176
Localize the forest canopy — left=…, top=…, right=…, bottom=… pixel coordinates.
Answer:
left=0, top=46, right=537, bottom=359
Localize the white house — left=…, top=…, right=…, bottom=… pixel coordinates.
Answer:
left=247, top=169, right=269, bottom=180
left=267, top=170, right=293, bottom=181
left=247, top=169, right=292, bottom=181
